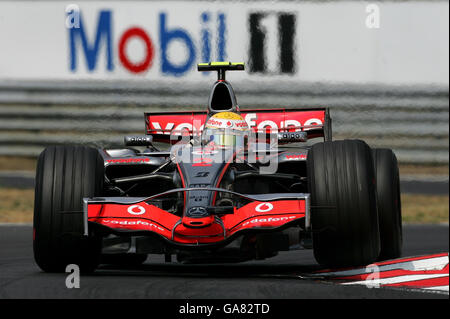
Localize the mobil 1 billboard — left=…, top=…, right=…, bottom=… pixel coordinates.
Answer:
left=0, top=1, right=448, bottom=85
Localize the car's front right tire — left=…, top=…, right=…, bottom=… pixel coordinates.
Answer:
left=33, top=146, right=104, bottom=273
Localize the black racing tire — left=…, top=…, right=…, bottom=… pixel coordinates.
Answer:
left=33, top=146, right=104, bottom=273
left=307, top=140, right=380, bottom=267
left=372, top=148, right=402, bottom=261
left=100, top=254, right=148, bottom=266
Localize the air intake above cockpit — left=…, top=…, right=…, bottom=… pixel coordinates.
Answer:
left=209, top=81, right=237, bottom=112
left=197, top=62, right=244, bottom=113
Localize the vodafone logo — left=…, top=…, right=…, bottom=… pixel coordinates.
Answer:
left=148, top=110, right=324, bottom=136
left=107, top=158, right=150, bottom=164
left=235, top=121, right=248, bottom=129
left=102, top=219, right=164, bottom=231
left=150, top=116, right=323, bottom=134
left=206, top=119, right=224, bottom=127
left=127, top=205, right=146, bottom=215
left=242, top=215, right=297, bottom=226
left=255, top=203, right=273, bottom=212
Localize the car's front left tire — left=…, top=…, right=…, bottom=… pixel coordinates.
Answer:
left=372, top=148, right=402, bottom=261
left=307, top=140, right=380, bottom=267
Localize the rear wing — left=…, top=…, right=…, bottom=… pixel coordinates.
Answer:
left=145, top=108, right=332, bottom=143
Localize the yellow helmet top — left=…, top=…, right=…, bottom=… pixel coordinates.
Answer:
left=203, top=112, right=249, bottom=148
left=205, top=112, right=249, bottom=131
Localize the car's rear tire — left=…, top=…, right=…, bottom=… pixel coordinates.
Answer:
left=33, top=146, right=104, bottom=273
left=307, top=140, right=380, bottom=267
left=372, top=148, right=402, bottom=260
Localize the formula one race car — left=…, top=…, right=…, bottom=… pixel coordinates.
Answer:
left=33, top=62, right=402, bottom=272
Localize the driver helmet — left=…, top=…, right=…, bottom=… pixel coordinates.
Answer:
left=203, top=112, right=250, bottom=149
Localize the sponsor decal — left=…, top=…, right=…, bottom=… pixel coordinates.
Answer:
left=285, top=154, right=307, bottom=160
left=194, top=171, right=210, bottom=178
left=107, top=158, right=150, bottom=164
left=187, top=206, right=209, bottom=217
left=127, top=205, right=146, bottom=215
left=206, top=119, right=225, bottom=127
left=249, top=12, right=296, bottom=74
left=102, top=219, right=164, bottom=231
left=234, top=121, right=249, bottom=129
left=255, top=202, right=273, bottom=212
left=242, top=215, right=297, bottom=226
left=69, top=10, right=227, bottom=75
left=67, top=9, right=296, bottom=77
left=206, top=112, right=249, bottom=130
left=244, top=113, right=322, bottom=132
left=192, top=157, right=213, bottom=167
left=150, top=113, right=323, bottom=135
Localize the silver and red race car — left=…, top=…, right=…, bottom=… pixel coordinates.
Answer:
left=33, top=62, right=402, bottom=272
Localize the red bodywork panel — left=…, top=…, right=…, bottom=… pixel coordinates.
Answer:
left=88, top=199, right=306, bottom=245
left=145, top=108, right=327, bottom=142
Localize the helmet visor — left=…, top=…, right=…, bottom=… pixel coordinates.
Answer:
left=211, top=134, right=237, bottom=147
left=203, top=128, right=247, bottom=148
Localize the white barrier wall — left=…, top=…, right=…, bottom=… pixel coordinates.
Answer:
left=0, top=0, right=448, bottom=86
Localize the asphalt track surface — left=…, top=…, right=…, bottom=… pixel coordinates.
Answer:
left=0, top=224, right=448, bottom=299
